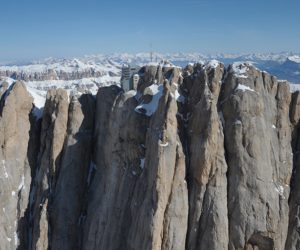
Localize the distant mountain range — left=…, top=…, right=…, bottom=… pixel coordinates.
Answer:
left=1, top=52, right=299, bottom=84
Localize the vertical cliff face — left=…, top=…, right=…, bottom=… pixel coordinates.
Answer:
left=50, top=94, right=95, bottom=250
left=286, top=91, right=300, bottom=250
left=0, top=82, right=33, bottom=249
left=220, top=64, right=292, bottom=249
left=1, top=62, right=300, bottom=250
left=183, top=62, right=229, bottom=250
left=82, top=66, right=188, bottom=250
left=31, top=89, right=69, bottom=250
left=126, top=80, right=188, bottom=250
left=29, top=90, right=96, bottom=250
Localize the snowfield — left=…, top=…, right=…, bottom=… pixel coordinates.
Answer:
left=0, top=75, right=121, bottom=117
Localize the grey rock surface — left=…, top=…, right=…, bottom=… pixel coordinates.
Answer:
left=0, top=82, right=33, bottom=250
left=184, top=62, right=229, bottom=250
left=31, top=88, right=69, bottom=250
left=220, top=64, right=292, bottom=250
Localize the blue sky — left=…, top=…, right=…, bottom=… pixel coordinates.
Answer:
left=1, top=0, right=299, bottom=61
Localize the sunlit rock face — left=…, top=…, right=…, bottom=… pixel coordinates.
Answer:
left=0, top=61, right=300, bottom=250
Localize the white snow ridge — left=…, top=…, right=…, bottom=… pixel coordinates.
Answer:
left=288, top=55, right=300, bottom=63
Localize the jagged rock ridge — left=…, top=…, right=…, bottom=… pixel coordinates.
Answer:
left=0, top=61, right=300, bottom=250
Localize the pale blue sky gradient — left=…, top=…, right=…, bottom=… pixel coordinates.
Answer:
left=1, top=0, right=299, bottom=61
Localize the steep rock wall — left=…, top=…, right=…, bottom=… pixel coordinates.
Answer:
left=0, top=62, right=300, bottom=250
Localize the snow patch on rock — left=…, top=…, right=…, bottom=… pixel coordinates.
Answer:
left=140, top=158, right=145, bottom=169
left=18, top=175, right=25, bottom=191
left=290, top=83, right=300, bottom=93
left=236, top=84, right=255, bottom=92
left=1, top=160, right=9, bottom=179
left=175, top=89, right=185, bottom=103
left=159, top=141, right=169, bottom=147
left=231, top=63, right=249, bottom=78
left=135, top=84, right=164, bottom=116
left=274, top=183, right=285, bottom=198
left=205, top=59, right=220, bottom=69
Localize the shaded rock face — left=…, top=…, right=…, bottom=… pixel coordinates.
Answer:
left=286, top=91, right=300, bottom=250
left=29, top=90, right=95, bottom=250
left=50, top=94, right=95, bottom=250
left=1, top=62, right=300, bottom=250
left=31, top=88, right=70, bottom=250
